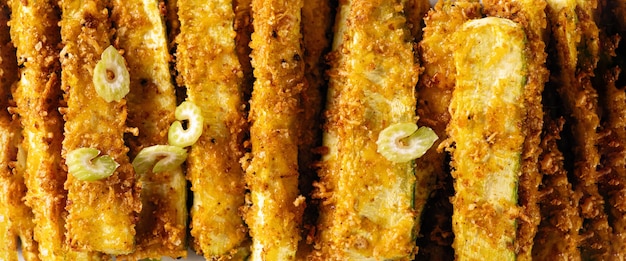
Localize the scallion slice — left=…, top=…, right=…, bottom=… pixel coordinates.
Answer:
left=168, top=101, right=204, bottom=147
left=93, top=45, right=130, bottom=102
left=376, top=122, right=438, bottom=163
left=132, top=145, right=188, bottom=176
left=66, top=148, right=119, bottom=181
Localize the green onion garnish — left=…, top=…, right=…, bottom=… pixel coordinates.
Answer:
left=66, top=148, right=119, bottom=181
left=132, top=145, right=188, bottom=176
left=93, top=45, right=130, bottom=102
left=168, top=101, right=204, bottom=147
left=376, top=122, right=439, bottom=163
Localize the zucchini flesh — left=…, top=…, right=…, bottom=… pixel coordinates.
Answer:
left=448, top=17, right=527, bottom=261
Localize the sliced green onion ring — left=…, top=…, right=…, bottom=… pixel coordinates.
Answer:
left=132, top=145, right=188, bottom=176
left=168, top=101, right=204, bottom=147
left=66, top=148, right=119, bottom=181
left=93, top=45, right=130, bottom=102
left=376, top=122, right=439, bottom=163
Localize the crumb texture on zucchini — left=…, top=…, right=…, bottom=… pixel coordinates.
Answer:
left=176, top=0, right=249, bottom=258
left=59, top=0, right=140, bottom=254
left=312, top=0, right=420, bottom=260
left=448, top=17, right=527, bottom=261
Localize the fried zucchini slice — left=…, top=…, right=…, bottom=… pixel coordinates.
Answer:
left=448, top=17, right=527, bottom=260
left=482, top=0, right=548, bottom=258
left=59, top=0, right=140, bottom=254
left=10, top=0, right=104, bottom=259
left=594, top=1, right=626, bottom=257
left=176, top=0, right=249, bottom=258
left=312, top=0, right=421, bottom=259
left=532, top=115, right=582, bottom=261
left=415, top=1, right=482, bottom=258
left=545, top=0, right=612, bottom=258
left=0, top=1, right=38, bottom=259
left=110, top=0, right=187, bottom=259
left=298, top=0, right=333, bottom=254
left=244, top=0, right=306, bottom=259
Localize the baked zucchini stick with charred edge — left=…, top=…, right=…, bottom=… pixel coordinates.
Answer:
left=405, top=0, right=431, bottom=42
left=0, top=1, right=38, bottom=259
left=313, top=0, right=420, bottom=259
left=415, top=2, right=482, bottom=258
left=401, top=0, right=431, bottom=241
left=532, top=115, right=582, bottom=260
left=0, top=4, right=17, bottom=259
left=482, top=0, right=548, bottom=258
left=544, top=0, right=612, bottom=258
left=233, top=0, right=253, bottom=102
left=298, top=0, right=333, bottom=252
left=10, top=0, right=100, bottom=259
left=111, top=0, right=187, bottom=259
left=594, top=1, right=626, bottom=256
left=176, top=0, right=249, bottom=258
left=60, top=0, right=140, bottom=254
left=244, top=0, right=306, bottom=259
left=448, top=17, right=527, bottom=260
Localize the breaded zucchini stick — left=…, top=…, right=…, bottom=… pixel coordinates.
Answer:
left=60, top=0, right=140, bottom=254
left=176, top=0, right=249, bottom=258
left=233, top=0, right=253, bottom=102
left=482, top=0, right=548, bottom=258
left=298, top=0, right=333, bottom=251
left=532, top=114, right=582, bottom=261
left=244, top=0, right=306, bottom=259
left=597, top=65, right=626, bottom=260
left=405, top=0, right=431, bottom=42
left=9, top=1, right=68, bottom=260
left=545, top=0, right=612, bottom=258
left=401, top=0, right=431, bottom=237
left=110, top=0, right=187, bottom=259
left=1, top=130, right=39, bottom=261
left=594, top=2, right=626, bottom=257
left=10, top=0, right=100, bottom=259
left=448, top=17, right=527, bottom=260
left=0, top=2, right=38, bottom=259
left=313, top=0, right=420, bottom=259
left=415, top=1, right=481, bottom=258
